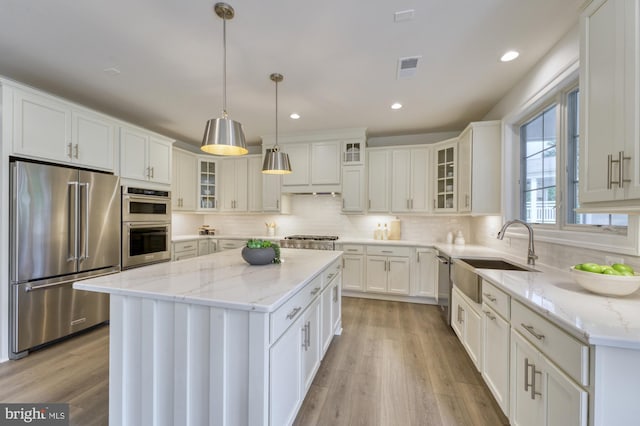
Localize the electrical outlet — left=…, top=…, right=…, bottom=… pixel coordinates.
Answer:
left=605, top=255, right=624, bottom=265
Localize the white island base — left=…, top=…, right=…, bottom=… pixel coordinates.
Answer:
left=75, top=249, right=343, bottom=426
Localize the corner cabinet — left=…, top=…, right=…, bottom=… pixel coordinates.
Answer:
left=10, top=85, right=116, bottom=171
left=120, top=126, right=173, bottom=185
left=457, top=121, right=501, bottom=214
left=580, top=0, right=640, bottom=208
left=172, top=149, right=197, bottom=211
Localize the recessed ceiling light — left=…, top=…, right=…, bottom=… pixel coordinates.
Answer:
left=500, top=50, right=519, bottom=62
left=391, top=103, right=403, bottom=110
left=290, top=113, right=300, bottom=119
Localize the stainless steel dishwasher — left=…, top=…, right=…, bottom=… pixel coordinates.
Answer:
left=436, top=252, right=452, bottom=325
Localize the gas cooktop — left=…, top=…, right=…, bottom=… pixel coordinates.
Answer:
left=283, top=235, right=339, bottom=241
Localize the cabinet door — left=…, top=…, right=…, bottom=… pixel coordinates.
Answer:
left=247, top=156, right=263, bottom=212
left=433, top=141, right=457, bottom=211
left=343, top=140, right=364, bottom=165
left=367, top=150, right=390, bottom=212
left=365, top=256, right=388, bottom=293
left=120, top=127, right=149, bottom=181
left=234, top=158, right=249, bottom=211
left=545, top=354, right=588, bottom=426
left=457, top=128, right=472, bottom=212
left=148, top=137, right=172, bottom=184
left=482, top=305, right=510, bottom=415
left=451, top=289, right=465, bottom=340
left=511, top=330, right=545, bottom=426
left=387, top=257, right=410, bottom=295
left=464, top=302, right=482, bottom=370
left=342, top=166, right=365, bottom=212
left=391, top=149, right=412, bottom=213
left=173, top=150, right=197, bottom=211
left=72, top=111, right=115, bottom=171
left=219, top=159, right=237, bottom=211
left=197, top=239, right=209, bottom=256
left=311, top=141, right=341, bottom=185
left=270, top=317, right=302, bottom=426
left=321, top=284, right=334, bottom=355
left=282, top=144, right=310, bottom=186
left=410, top=148, right=430, bottom=212
left=342, top=255, right=365, bottom=291
left=301, top=301, right=321, bottom=393
left=416, top=249, right=437, bottom=298
left=13, top=89, right=71, bottom=163
left=263, top=174, right=282, bottom=211
left=198, top=159, right=218, bottom=210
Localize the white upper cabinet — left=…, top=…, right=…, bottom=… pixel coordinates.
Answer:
left=341, top=166, right=365, bottom=213
left=120, top=126, right=173, bottom=186
left=11, top=85, right=116, bottom=171
left=457, top=121, right=501, bottom=214
left=220, top=157, right=249, bottom=211
left=580, top=0, right=640, bottom=208
left=391, top=148, right=430, bottom=213
left=282, top=143, right=310, bottom=186
left=367, top=149, right=391, bottom=212
left=172, top=148, right=197, bottom=211
left=247, top=155, right=263, bottom=212
left=311, top=141, right=341, bottom=185
left=342, top=140, right=364, bottom=165
left=433, top=139, right=458, bottom=212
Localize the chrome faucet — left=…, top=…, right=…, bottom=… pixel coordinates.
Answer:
left=497, top=219, right=538, bottom=266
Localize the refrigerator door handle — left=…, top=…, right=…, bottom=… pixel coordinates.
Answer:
left=68, top=182, right=79, bottom=262
left=79, top=182, right=90, bottom=260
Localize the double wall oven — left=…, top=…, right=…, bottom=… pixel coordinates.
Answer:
left=121, top=187, right=171, bottom=269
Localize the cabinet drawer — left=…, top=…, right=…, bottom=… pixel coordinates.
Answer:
left=481, top=279, right=510, bottom=320
left=217, top=239, right=245, bottom=250
left=511, top=300, right=589, bottom=386
left=174, top=250, right=197, bottom=261
left=366, top=245, right=413, bottom=257
left=270, top=274, right=322, bottom=343
left=339, top=244, right=364, bottom=254
left=174, top=240, right=197, bottom=253
left=323, top=259, right=341, bottom=287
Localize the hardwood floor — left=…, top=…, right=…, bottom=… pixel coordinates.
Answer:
left=294, top=297, right=509, bottom=426
left=0, top=297, right=508, bottom=426
left=0, top=325, right=109, bottom=426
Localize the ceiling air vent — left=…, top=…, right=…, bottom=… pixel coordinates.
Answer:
left=397, top=56, right=421, bottom=79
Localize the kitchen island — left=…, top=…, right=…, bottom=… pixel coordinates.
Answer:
left=74, top=248, right=342, bottom=426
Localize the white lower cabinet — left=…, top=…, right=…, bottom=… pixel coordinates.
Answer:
left=270, top=314, right=303, bottom=426
left=365, top=246, right=411, bottom=295
left=451, top=286, right=482, bottom=370
left=340, top=245, right=365, bottom=292
left=414, top=248, right=437, bottom=298
left=301, top=301, right=321, bottom=392
left=172, top=240, right=198, bottom=261
left=217, top=239, right=245, bottom=251
left=482, top=303, right=510, bottom=415
left=511, top=330, right=588, bottom=426
left=321, top=273, right=342, bottom=355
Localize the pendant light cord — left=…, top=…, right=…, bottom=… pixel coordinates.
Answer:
left=222, top=15, right=228, bottom=117
left=274, top=77, right=279, bottom=149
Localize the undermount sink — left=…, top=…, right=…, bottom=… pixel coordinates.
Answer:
left=457, top=257, right=535, bottom=272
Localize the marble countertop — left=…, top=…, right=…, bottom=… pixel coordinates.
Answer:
left=74, top=248, right=341, bottom=313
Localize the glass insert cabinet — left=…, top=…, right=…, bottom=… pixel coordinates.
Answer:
left=199, top=159, right=218, bottom=210
left=435, top=144, right=456, bottom=211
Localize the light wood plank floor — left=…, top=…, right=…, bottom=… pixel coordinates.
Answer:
left=0, top=297, right=508, bottom=426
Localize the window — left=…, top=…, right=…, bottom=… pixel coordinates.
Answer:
left=519, top=86, right=628, bottom=230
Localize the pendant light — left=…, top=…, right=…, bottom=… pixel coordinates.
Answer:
left=262, top=73, right=292, bottom=174
left=201, top=2, right=248, bottom=156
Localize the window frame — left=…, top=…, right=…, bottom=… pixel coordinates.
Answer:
left=501, top=66, right=640, bottom=256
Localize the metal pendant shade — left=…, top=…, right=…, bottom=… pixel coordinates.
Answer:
left=201, top=2, right=248, bottom=156
left=262, top=73, right=292, bottom=174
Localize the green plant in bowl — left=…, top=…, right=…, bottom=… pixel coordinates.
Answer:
left=244, top=239, right=281, bottom=264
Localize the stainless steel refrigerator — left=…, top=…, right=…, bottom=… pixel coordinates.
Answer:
left=9, top=159, right=121, bottom=358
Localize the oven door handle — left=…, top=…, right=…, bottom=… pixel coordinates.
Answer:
left=124, top=222, right=171, bottom=229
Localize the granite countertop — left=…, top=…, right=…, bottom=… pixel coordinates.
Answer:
left=74, top=248, right=341, bottom=313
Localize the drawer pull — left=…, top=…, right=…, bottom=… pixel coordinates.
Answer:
left=327, top=273, right=335, bottom=280
left=483, top=310, right=496, bottom=321
left=183, top=245, right=193, bottom=249
left=483, top=292, right=497, bottom=302
left=311, top=287, right=321, bottom=296
left=521, top=323, right=545, bottom=341
left=346, top=249, right=358, bottom=252
left=382, top=250, right=393, bottom=254
left=286, top=306, right=302, bottom=320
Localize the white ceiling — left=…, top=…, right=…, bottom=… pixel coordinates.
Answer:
left=0, top=0, right=583, bottom=147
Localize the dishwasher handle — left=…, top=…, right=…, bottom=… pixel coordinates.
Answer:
left=436, top=255, right=450, bottom=265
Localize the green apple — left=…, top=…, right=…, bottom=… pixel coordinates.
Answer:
left=602, top=267, right=621, bottom=276
left=612, top=263, right=635, bottom=274
left=581, top=263, right=604, bottom=274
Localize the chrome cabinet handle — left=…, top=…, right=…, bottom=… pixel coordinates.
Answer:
left=607, top=154, right=613, bottom=189
left=151, top=167, right=155, bottom=178
left=327, top=273, right=335, bottom=280
left=382, top=250, right=393, bottom=254
left=483, top=310, right=496, bottom=321
left=276, top=199, right=279, bottom=209
left=620, top=151, right=631, bottom=188
left=531, top=365, right=542, bottom=399
left=521, top=323, right=545, bottom=341
left=333, top=285, right=338, bottom=302
left=483, top=292, right=497, bottom=302
left=286, top=306, right=301, bottom=320
left=301, top=323, right=307, bottom=350
left=67, top=142, right=73, bottom=159
left=465, top=194, right=470, bottom=208
left=74, top=144, right=79, bottom=159
left=306, top=321, right=311, bottom=348
left=311, top=286, right=321, bottom=296
left=524, top=357, right=532, bottom=393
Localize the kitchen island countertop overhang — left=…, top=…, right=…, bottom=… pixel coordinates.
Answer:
left=74, top=248, right=342, bottom=312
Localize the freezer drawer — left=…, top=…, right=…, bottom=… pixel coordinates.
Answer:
left=11, top=282, right=109, bottom=356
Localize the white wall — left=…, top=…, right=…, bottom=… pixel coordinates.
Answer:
left=0, top=85, right=8, bottom=361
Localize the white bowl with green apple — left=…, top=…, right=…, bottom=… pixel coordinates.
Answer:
left=570, top=263, right=640, bottom=296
